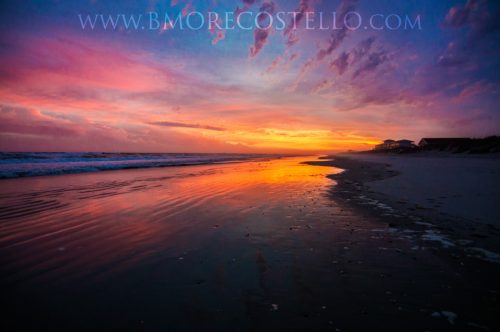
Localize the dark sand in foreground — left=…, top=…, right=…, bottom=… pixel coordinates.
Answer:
left=1, top=156, right=499, bottom=331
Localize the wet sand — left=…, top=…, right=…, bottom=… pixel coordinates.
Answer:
left=308, top=154, right=500, bottom=256
left=334, top=153, right=500, bottom=225
left=1, top=156, right=499, bottom=331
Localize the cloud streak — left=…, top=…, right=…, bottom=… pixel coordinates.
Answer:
left=149, top=121, right=226, bottom=131
left=249, top=1, right=275, bottom=57
left=283, top=0, right=312, bottom=47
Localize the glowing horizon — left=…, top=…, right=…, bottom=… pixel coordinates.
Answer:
left=0, top=0, right=498, bottom=153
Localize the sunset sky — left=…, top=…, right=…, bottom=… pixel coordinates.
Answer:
left=0, top=0, right=499, bottom=153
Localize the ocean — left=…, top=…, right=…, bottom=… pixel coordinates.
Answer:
left=0, top=152, right=273, bottom=178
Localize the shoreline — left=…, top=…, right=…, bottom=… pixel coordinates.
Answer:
left=305, top=154, right=500, bottom=262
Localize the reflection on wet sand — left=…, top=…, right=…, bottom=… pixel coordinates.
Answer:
left=0, top=157, right=339, bottom=284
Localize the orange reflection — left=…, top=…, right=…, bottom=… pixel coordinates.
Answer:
left=0, top=157, right=342, bottom=284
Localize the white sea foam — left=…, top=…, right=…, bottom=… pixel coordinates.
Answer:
left=0, top=152, right=272, bottom=178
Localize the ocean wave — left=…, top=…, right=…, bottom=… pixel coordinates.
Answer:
left=0, top=152, right=273, bottom=179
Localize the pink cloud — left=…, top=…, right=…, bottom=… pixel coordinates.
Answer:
left=0, top=30, right=245, bottom=118
left=0, top=105, right=81, bottom=138
left=181, top=1, right=194, bottom=17
left=0, top=34, right=181, bottom=94
left=211, top=30, right=225, bottom=45
left=149, top=121, right=226, bottom=131
left=266, top=56, right=282, bottom=72
left=0, top=104, right=249, bottom=153
left=234, top=0, right=260, bottom=19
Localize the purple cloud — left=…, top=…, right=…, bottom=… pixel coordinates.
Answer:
left=445, top=0, right=500, bottom=35
left=316, top=0, right=358, bottom=61
left=350, top=36, right=376, bottom=65
left=445, top=0, right=479, bottom=27
left=352, top=50, right=389, bottom=78
left=249, top=1, right=275, bottom=57
left=330, top=52, right=349, bottom=75
left=293, top=0, right=358, bottom=86
left=330, top=37, right=376, bottom=76
left=0, top=105, right=80, bottom=137
left=235, top=0, right=260, bottom=18
left=283, top=0, right=311, bottom=47
left=258, top=1, right=276, bottom=21
left=250, top=28, right=270, bottom=57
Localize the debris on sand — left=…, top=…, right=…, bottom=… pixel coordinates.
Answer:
left=422, top=230, right=455, bottom=248
left=466, top=247, right=500, bottom=263
left=431, top=311, right=457, bottom=325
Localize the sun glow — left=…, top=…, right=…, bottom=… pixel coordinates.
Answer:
left=185, top=127, right=380, bottom=152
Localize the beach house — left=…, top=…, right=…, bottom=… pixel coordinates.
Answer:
left=418, top=138, right=471, bottom=150
left=374, top=139, right=415, bottom=151
left=418, top=137, right=500, bottom=153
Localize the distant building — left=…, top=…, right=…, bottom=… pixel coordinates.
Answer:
left=418, top=138, right=471, bottom=150
left=396, top=139, right=414, bottom=148
left=418, top=137, right=500, bottom=153
left=374, top=139, right=394, bottom=150
left=374, top=139, right=415, bottom=151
